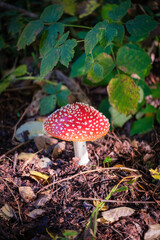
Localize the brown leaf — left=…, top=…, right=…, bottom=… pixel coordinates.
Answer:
left=0, top=204, right=15, bottom=220
left=26, top=209, right=45, bottom=219
left=19, top=186, right=36, bottom=202
left=102, top=207, right=135, bottom=223
left=34, top=136, right=58, bottom=151
left=27, top=90, right=46, bottom=117
left=52, top=141, right=66, bottom=158
left=144, top=224, right=160, bottom=240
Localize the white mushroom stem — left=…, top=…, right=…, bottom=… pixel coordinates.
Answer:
left=73, top=141, right=90, bottom=165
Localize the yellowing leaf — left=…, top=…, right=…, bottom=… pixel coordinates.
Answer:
left=30, top=170, right=49, bottom=181
left=18, top=152, right=36, bottom=161
left=93, top=200, right=108, bottom=211
left=102, top=207, right=135, bottom=223
left=149, top=168, right=160, bottom=180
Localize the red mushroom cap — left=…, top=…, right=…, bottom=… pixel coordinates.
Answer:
left=44, top=102, right=110, bottom=141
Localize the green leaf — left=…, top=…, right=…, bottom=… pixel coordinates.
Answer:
left=85, top=53, right=94, bottom=72
left=57, top=89, right=70, bottom=107
left=103, top=157, right=112, bottom=164
left=109, top=23, right=125, bottom=44
left=93, top=63, right=104, bottom=78
left=85, top=23, right=102, bottom=54
left=100, top=25, right=117, bottom=48
left=101, top=4, right=117, bottom=21
left=59, top=39, right=77, bottom=67
left=108, top=0, right=131, bottom=21
left=79, top=0, right=100, bottom=18
left=40, top=23, right=64, bottom=56
left=8, top=17, right=21, bottom=35
left=0, top=77, right=10, bottom=94
left=43, top=83, right=62, bottom=94
left=55, top=31, right=69, bottom=47
left=17, top=20, right=44, bottom=50
left=108, top=74, right=140, bottom=115
left=117, top=44, right=151, bottom=79
left=109, top=106, right=132, bottom=127
left=151, top=83, right=160, bottom=98
left=87, top=53, right=115, bottom=83
left=40, top=4, right=64, bottom=23
left=130, top=116, right=154, bottom=135
left=126, top=15, right=158, bottom=42
left=141, top=104, right=157, bottom=113
left=13, top=65, right=27, bottom=77
left=63, top=230, right=78, bottom=237
left=138, top=80, right=151, bottom=96
left=156, top=110, right=160, bottom=124
left=114, top=186, right=128, bottom=193
left=40, top=94, right=57, bottom=115
left=70, top=53, right=86, bottom=78
left=40, top=48, right=59, bottom=78
left=99, top=97, right=110, bottom=119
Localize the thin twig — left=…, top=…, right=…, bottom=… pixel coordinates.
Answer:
left=77, top=197, right=156, bottom=204
left=37, top=167, right=139, bottom=194
left=0, top=140, right=30, bottom=158
left=0, top=1, right=37, bottom=18
left=0, top=177, right=23, bottom=223
left=12, top=106, right=29, bottom=140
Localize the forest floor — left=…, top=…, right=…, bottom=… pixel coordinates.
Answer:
left=0, top=70, right=160, bottom=240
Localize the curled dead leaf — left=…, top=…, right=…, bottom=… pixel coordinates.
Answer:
left=144, top=224, right=160, bottom=240
left=102, top=207, right=135, bottom=223
left=26, top=209, right=45, bottom=219
left=19, top=186, right=36, bottom=202
left=52, top=141, right=66, bottom=158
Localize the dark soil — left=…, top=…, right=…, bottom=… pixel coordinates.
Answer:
left=0, top=84, right=160, bottom=240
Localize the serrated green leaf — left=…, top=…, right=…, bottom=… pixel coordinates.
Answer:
left=85, top=53, right=94, bottom=72
left=108, top=74, right=140, bottom=115
left=117, top=44, right=151, bottom=79
left=85, top=25, right=102, bottom=54
left=55, top=31, right=69, bottom=47
left=57, top=89, right=70, bottom=107
left=40, top=94, right=57, bottom=115
left=130, top=116, right=154, bottom=135
left=156, top=111, right=160, bottom=124
left=108, top=0, right=131, bottom=21
left=59, top=39, right=77, bottom=67
left=40, top=48, right=59, bottom=78
left=17, top=20, right=44, bottom=50
left=109, top=106, right=131, bottom=127
left=40, top=23, right=64, bottom=56
left=79, top=0, right=100, bottom=18
left=87, top=53, right=115, bottom=83
left=100, top=26, right=117, bottom=48
left=13, top=65, right=27, bottom=77
left=126, top=15, right=158, bottom=42
left=43, top=83, right=62, bottom=94
left=40, top=4, right=64, bottom=23
left=109, top=23, right=125, bottom=44
left=93, top=63, right=104, bottom=78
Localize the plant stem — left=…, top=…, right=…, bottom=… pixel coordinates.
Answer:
left=64, top=24, right=92, bottom=30
left=14, top=76, right=56, bottom=86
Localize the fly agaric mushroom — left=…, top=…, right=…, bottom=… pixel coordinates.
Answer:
left=44, top=102, right=110, bottom=165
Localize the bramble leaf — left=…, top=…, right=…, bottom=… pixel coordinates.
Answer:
left=62, top=0, right=77, bottom=16
left=17, top=20, right=44, bottom=50
left=101, top=4, right=117, bottom=21
left=40, top=48, right=59, bottom=78
left=109, top=107, right=132, bottom=127
left=40, top=94, right=57, bottom=115
left=93, top=63, right=104, bottom=78
left=57, top=89, right=70, bottom=107
left=126, top=15, right=158, bottom=42
left=108, top=0, right=131, bottom=21
left=117, top=44, right=151, bottom=79
left=87, top=53, right=115, bottom=83
left=130, top=116, right=154, bottom=135
left=40, top=4, right=64, bottom=23
left=59, top=39, right=77, bottom=67
left=55, top=31, right=69, bottom=47
left=40, top=23, right=64, bottom=56
left=85, top=25, right=102, bottom=54
left=108, top=74, right=140, bottom=115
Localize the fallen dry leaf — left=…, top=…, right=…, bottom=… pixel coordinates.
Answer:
left=93, top=200, right=108, bottom=211
left=19, top=186, right=36, bottom=202
left=34, top=136, right=58, bottom=151
left=144, top=224, right=160, bottom=240
left=34, top=190, right=53, bottom=207
left=102, top=207, right=135, bottom=223
left=26, top=209, right=45, bottom=219
left=36, top=157, right=52, bottom=169
left=52, top=141, right=66, bottom=158
left=27, top=90, right=46, bottom=117
left=0, top=204, right=15, bottom=220
left=30, top=170, right=49, bottom=181
left=18, top=152, right=36, bottom=162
